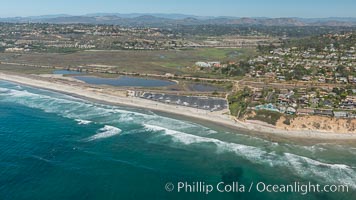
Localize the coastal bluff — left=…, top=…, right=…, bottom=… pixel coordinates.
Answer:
left=276, top=115, right=356, bottom=134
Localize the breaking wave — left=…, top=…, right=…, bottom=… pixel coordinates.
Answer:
left=86, top=125, right=122, bottom=141
left=75, top=119, right=92, bottom=125
left=143, top=124, right=356, bottom=188
left=1, top=82, right=355, bottom=188
left=0, top=85, right=217, bottom=136
left=0, top=88, right=9, bottom=93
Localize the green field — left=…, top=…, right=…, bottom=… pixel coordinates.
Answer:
left=0, top=48, right=256, bottom=76
left=196, top=48, right=256, bottom=60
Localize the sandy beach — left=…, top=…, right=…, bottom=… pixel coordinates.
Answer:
left=1, top=71, right=355, bottom=140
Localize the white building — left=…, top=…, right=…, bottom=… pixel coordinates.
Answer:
left=195, top=62, right=211, bottom=68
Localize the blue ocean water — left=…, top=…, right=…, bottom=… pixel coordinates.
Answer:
left=0, top=80, right=355, bottom=200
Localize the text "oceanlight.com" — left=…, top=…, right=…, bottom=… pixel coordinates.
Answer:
left=165, top=181, right=349, bottom=195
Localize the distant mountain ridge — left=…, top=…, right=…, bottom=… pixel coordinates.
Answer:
left=1, top=13, right=356, bottom=27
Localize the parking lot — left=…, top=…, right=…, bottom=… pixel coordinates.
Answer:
left=141, top=92, right=228, bottom=111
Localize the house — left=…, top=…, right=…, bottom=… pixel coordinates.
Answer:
left=277, top=76, right=286, bottom=81
left=278, top=95, right=290, bottom=105
left=301, top=76, right=311, bottom=81
left=279, top=106, right=287, bottom=113
left=286, top=107, right=296, bottom=115
left=318, top=77, right=326, bottom=83
left=195, top=62, right=211, bottom=68
left=298, top=97, right=309, bottom=105
left=338, top=77, right=348, bottom=84
left=333, top=111, right=348, bottom=118
left=195, top=61, right=221, bottom=68
left=314, top=109, right=334, bottom=117
left=310, top=98, right=320, bottom=105
left=322, top=100, right=333, bottom=108
left=208, top=62, right=221, bottom=67
left=297, top=108, right=315, bottom=115
left=5, top=47, right=25, bottom=52
left=340, top=97, right=355, bottom=109
left=253, top=92, right=263, bottom=101
left=255, top=103, right=280, bottom=112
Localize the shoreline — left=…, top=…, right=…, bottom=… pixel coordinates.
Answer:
left=1, top=71, right=356, bottom=141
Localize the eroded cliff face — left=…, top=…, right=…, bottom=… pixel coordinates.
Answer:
left=276, top=116, right=356, bottom=133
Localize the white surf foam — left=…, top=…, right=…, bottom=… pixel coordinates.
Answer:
left=1, top=87, right=174, bottom=125
left=284, top=153, right=350, bottom=170
left=143, top=123, right=356, bottom=187
left=143, top=124, right=266, bottom=160
left=283, top=153, right=356, bottom=188
left=0, top=88, right=9, bottom=93
left=1, top=88, right=144, bottom=122
left=144, top=124, right=221, bottom=145
left=86, top=125, right=121, bottom=141
left=1, top=86, right=210, bottom=138
left=75, top=119, right=92, bottom=125
left=2, top=84, right=355, bottom=187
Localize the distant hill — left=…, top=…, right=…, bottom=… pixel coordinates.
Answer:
left=1, top=13, right=355, bottom=27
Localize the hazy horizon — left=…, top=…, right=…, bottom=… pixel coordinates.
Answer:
left=0, top=0, right=355, bottom=18
left=2, top=12, right=356, bottom=19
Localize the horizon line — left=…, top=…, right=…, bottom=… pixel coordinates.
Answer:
left=1, top=12, right=356, bottom=19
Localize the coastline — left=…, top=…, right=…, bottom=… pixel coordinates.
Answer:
left=1, top=71, right=355, bottom=140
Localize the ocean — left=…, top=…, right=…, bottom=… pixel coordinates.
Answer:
left=0, top=80, right=355, bottom=200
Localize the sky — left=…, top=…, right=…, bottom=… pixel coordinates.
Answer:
left=0, top=0, right=355, bottom=18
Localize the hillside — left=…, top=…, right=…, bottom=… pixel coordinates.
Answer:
left=1, top=13, right=356, bottom=27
